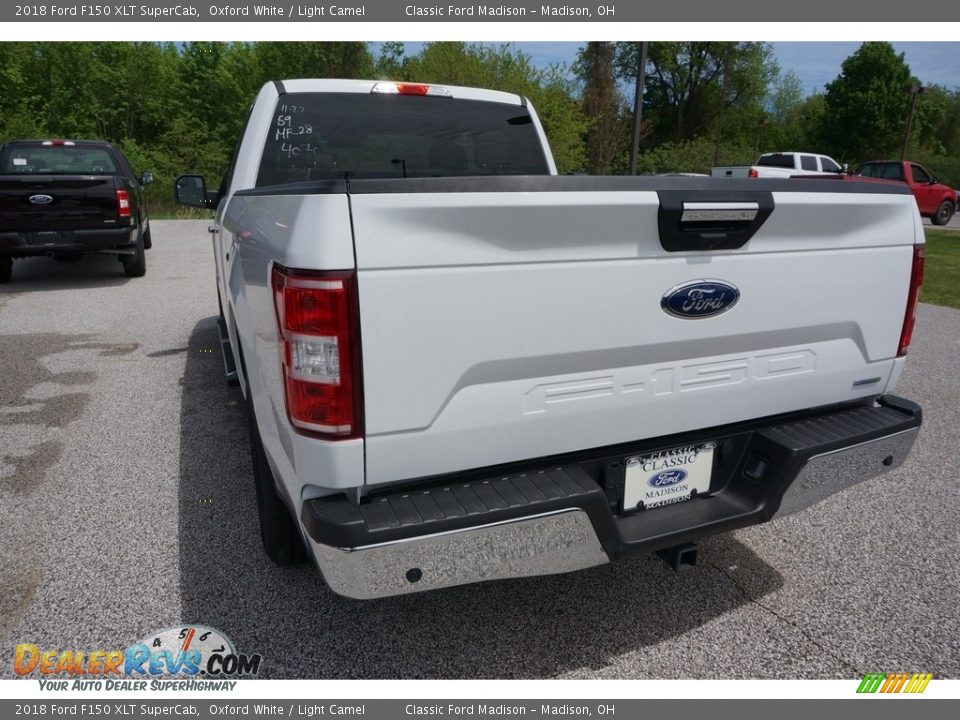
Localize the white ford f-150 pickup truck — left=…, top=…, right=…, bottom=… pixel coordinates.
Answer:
left=176, top=79, right=923, bottom=600
left=712, top=152, right=846, bottom=178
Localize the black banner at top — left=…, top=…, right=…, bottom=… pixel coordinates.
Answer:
left=4, top=0, right=960, bottom=22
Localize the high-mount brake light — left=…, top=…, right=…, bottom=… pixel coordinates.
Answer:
left=370, top=82, right=453, bottom=97
left=897, top=245, right=925, bottom=357
left=41, top=140, right=75, bottom=146
left=272, top=265, right=362, bottom=439
left=115, top=190, right=131, bottom=218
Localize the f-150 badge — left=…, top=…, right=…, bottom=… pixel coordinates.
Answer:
left=661, top=279, right=740, bottom=319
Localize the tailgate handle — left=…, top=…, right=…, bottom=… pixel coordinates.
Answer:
left=658, top=191, right=774, bottom=252
left=680, top=202, right=758, bottom=223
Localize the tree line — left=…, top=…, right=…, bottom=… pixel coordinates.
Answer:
left=0, top=41, right=957, bottom=212
left=585, top=41, right=960, bottom=184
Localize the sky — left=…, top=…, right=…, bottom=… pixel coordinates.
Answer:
left=375, top=41, right=960, bottom=96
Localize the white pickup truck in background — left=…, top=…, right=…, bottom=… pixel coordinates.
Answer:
left=177, top=79, right=923, bottom=600
left=713, top=152, right=846, bottom=178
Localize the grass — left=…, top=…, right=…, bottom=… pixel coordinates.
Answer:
left=922, top=229, right=960, bottom=310
left=147, top=203, right=213, bottom=220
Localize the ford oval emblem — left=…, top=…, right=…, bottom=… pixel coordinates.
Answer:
left=29, top=194, right=54, bottom=205
left=661, top=279, right=740, bottom=319
left=649, top=469, right=688, bottom=488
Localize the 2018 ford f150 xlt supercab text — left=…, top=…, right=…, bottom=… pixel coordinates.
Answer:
left=176, top=79, right=923, bottom=600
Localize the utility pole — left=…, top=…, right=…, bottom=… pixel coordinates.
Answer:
left=754, top=116, right=769, bottom=158
left=629, top=41, right=648, bottom=175
left=902, top=84, right=927, bottom=160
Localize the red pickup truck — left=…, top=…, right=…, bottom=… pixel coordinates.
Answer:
left=854, top=160, right=956, bottom=225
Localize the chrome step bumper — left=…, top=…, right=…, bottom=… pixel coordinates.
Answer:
left=302, top=395, right=921, bottom=599
left=310, top=509, right=608, bottom=600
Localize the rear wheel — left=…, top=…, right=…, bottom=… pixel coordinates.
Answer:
left=0, top=257, right=11, bottom=284
left=121, top=229, right=146, bottom=277
left=246, top=386, right=307, bottom=566
left=932, top=200, right=955, bottom=226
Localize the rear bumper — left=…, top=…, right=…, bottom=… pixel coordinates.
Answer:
left=0, top=227, right=134, bottom=256
left=311, top=510, right=609, bottom=600
left=302, top=395, right=921, bottom=599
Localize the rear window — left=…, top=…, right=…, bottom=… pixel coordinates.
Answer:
left=0, top=144, right=119, bottom=175
left=881, top=163, right=904, bottom=181
left=257, top=92, right=550, bottom=186
left=856, top=163, right=905, bottom=180
left=757, top=154, right=796, bottom=169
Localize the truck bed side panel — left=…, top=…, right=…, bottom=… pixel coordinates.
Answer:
left=223, top=191, right=363, bottom=500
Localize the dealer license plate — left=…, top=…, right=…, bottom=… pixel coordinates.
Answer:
left=622, top=442, right=716, bottom=512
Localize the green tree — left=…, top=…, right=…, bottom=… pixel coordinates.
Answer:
left=760, top=71, right=817, bottom=154
left=252, top=42, right=374, bottom=85
left=85, top=43, right=181, bottom=144
left=373, top=41, right=406, bottom=79
left=935, top=89, right=960, bottom=156
left=820, top=42, right=915, bottom=163
left=577, top=42, right=627, bottom=174
left=910, top=86, right=960, bottom=187
left=0, top=44, right=46, bottom=139
left=618, top=42, right=777, bottom=145
left=33, top=43, right=102, bottom=138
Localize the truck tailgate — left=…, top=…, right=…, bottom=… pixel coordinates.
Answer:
left=348, top=177, right=921, bottom=486
left=0, top=175, right=119, bottom=231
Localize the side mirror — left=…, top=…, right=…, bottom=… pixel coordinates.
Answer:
left=140, top=171, right=155, bottom=186
left=931, top=177, right=940, bottom=185
left=841, top=163, right=849, bottom=174
left=175, top=174, right=214, bottom=209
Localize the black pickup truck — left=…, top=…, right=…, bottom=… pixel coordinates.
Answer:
left=0, top=140, right=154, bottom=283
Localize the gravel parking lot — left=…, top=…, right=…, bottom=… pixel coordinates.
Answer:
left=1, top=220, right=958, bottom=679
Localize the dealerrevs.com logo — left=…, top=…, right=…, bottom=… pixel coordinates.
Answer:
left=14, top=625, right=261, bottom=691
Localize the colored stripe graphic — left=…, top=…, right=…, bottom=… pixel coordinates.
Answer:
left=890, top=673, right=909, bottom=693
left=857, top=672, right=932, bottom=694
left=857, top=673, right=886, bottom=693
left=908, top=673, right=933, bottom=693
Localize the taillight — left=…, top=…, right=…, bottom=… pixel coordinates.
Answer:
left=115, top=189, right=131, bottom=218
left=748, top=167, right=759, bottom=178
left=898, top=245, right=925, bottom=357
left=271, top=265, right=362, bottom=439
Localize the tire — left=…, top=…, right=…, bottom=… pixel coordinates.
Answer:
left=0, top=257, right=11, bottom=284
left=121, top=228, right=146, bottom=277
left=932, top=200, right=955, bottom=226
left=246, top=390, right=307, bottom=566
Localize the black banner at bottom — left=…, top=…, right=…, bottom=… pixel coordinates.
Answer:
left=1, top=700, right=957, bottom=720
